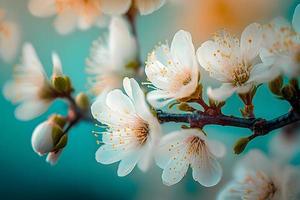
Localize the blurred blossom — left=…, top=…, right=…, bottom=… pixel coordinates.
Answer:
left=91, top=77, right=161, bottom=177
left=156, top=129, right=226, bottom=187
left=260, top=6, right=300, bottom=78
left=197, top=23, right=275, bottom=102
left=28, top=0, right=107, bottom=35
left=101, top=0, right=166, bottom=15
left=86, top=16, right=137, bottom=96
left=3, top=43, right=63, bottom=121
left=218, top=150, right=300, bottom=200
left=179, top=0, right=290, bottom=43
left=0, top=8, right=20, bottom=63
left=145, top=30, right=199, bottom=108
left=269, top=126, right=300, bottom=163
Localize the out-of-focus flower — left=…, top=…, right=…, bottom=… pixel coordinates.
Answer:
left=269, top=131, right=300, bottom=163
left=218, top=150, right=300, bottom=200
left=28, top=0, right=107, bottom=35
left=101, top=0, right=166, bottom=15
left=3, top=43, right=64, bottom=121
left=179, top=0, right=289, bottom=43
left=260, top=8, right=300, bottom=78
left=197, top=23, right=275, bottom=101
left=91, top=77, right=161, bottom=176
left=31, top=115, right=67, bottom=165
left=155, top=129, right=226, bottom=187
left=145, top=30, right=199, bottom=108
left=86, top=17, right=137, bottom=96
left=0, top=8, right=20, bottom=63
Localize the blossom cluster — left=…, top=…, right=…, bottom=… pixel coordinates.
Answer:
left=2, top=1, right=300, bottom=199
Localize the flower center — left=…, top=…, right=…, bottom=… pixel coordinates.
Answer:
left=241, top=171, right=277, bottom=200
left=187, top=136, right=205, bottom=155
left=134, top=119, right=149, bottom=146
left=170, top=69, right=192, bottom=92
left=231, top=65, right=250, bottom=86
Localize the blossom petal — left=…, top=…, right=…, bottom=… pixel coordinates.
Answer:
left=191, top=152, right=222, bottom=187
left=106, top=89, right=135, bottom=115
left=46, top=150, right=63, bottom=165
left=217, top=181, right=243, bottom=200
left=135, top=0, right=166, bottom=15
left=240, top=23, right=262, bottom=62
left=28, top=0, right=56, bottom=17
left=95, top=144, right=129, bottom=164
left=15, top=100, right=50, bottom=121
left=53, top=11, right=78, bottom=35
left=22, top=43, right=45, bottom=75
left=247, top=63, right=279, bottom=84
left=207, top=83, right=236, bottom=102
left=117, top=150, right=141, bottom=177
left=170, top=30, right=196, bottom=70
left=146, top=89, right=173, bottom=108
left=101, top=0, right=131, bottom=15
left=206, top=140, right=226, bottom=158
left=292, top=4, right=300, bottom=33
left=52, top=52, right=63, bottom=76
left=0, top=21, right=20, bottom=62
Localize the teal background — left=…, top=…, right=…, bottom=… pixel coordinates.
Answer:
left=0, top=1, right=299, bottom=199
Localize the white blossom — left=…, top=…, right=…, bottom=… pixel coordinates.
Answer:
left=3, top=43, right=63, bottom=121
left=155, top=129, right=226, bottom=187
left=28, top=0, right=107, bottom=35
left=91, top=77, right=161, bottom=176
left=145, top=30, right=199, bottom=108
left=260, top=16, right=300, bottom=78
left=197, top=23, right=275, bottom=102
left=0, top=8, right=20, bottom=62
left=101, top=0, right=166, bottom=15
left=218, top=150, right=300, bottom=200
left=86, top=17, right=137, bottom=96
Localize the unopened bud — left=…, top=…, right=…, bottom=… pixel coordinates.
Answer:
left=49, top=114, right=66, bottom=129
left=31, top=118, right=67, bottom=156
left=52, top=76, right=72, bottom=94
left=75, top=93, right=90, bottom=111
left=269, top=76, right=283, bottom=96
left=125, top=60, right=140, bottom=71
left=234, top=137, right=249, bottom=154
left=281, top=85, right=296, bottom=100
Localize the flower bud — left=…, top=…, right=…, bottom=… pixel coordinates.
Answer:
left=269, top=76, right=283, bottom=96
left=46, top=150, right=62, bottom=165
left=75, top=92, right=90, bottom=111
left=281, top=85, right=296, bottom=100
left=31, top=117, right=67, bottom=156
left=52, top=75, right=72, bottom=94
left=234, top=137, right=249, bottom=154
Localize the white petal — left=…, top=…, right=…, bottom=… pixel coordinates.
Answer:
left=135, top=0, right=166, bottom=15
left=46, top=150, right=63, bottom=165
left=161, top=147, right=190, bottom=186
left=207, top=83, right=236, bottom=102
left=137, top=145, right=154, bottom=172
left=53, top=11, right=78, bottom=35
left=117, top=150, right=141, bottom=177
left=206, top=140, right=226, bottom=158
left=217, top=181, right=243, bottom=200
left=191, top=152, right=222, bottom=187
left=31, top=122, right=54, bottom=155
left=15, top=100, right=50, bottom=121
left=109, top=17, right=137, bottom=70
left=170, top=30, right=196, bottom=70
left=281, top=166, right=300, bottom=200
left=28, top=0, right=56, bottom=17
left=240, top=23, right=262, bottom=62
left=146, top=90, right=173, bottom=108
left=22, top=43, right=45, bottom=75
left=293, top=4, right=300, bottom=33
left=95, top=144, right=129, bottom=164
left=234, top=150, right=271, bottom=180
left=101, top=0, right=131, bottom=15
left=0, top=21, right=20, bottom=62
left=52, top=52, right=63, bottom=76
left=123, top=78, right=153, bottom=121
left=106, top=89, right=135, bottom=115
left=247, top=63, right=279, bottom=84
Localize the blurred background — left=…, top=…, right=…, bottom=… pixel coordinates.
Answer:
left=0, top=0, right=299, bottom=199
